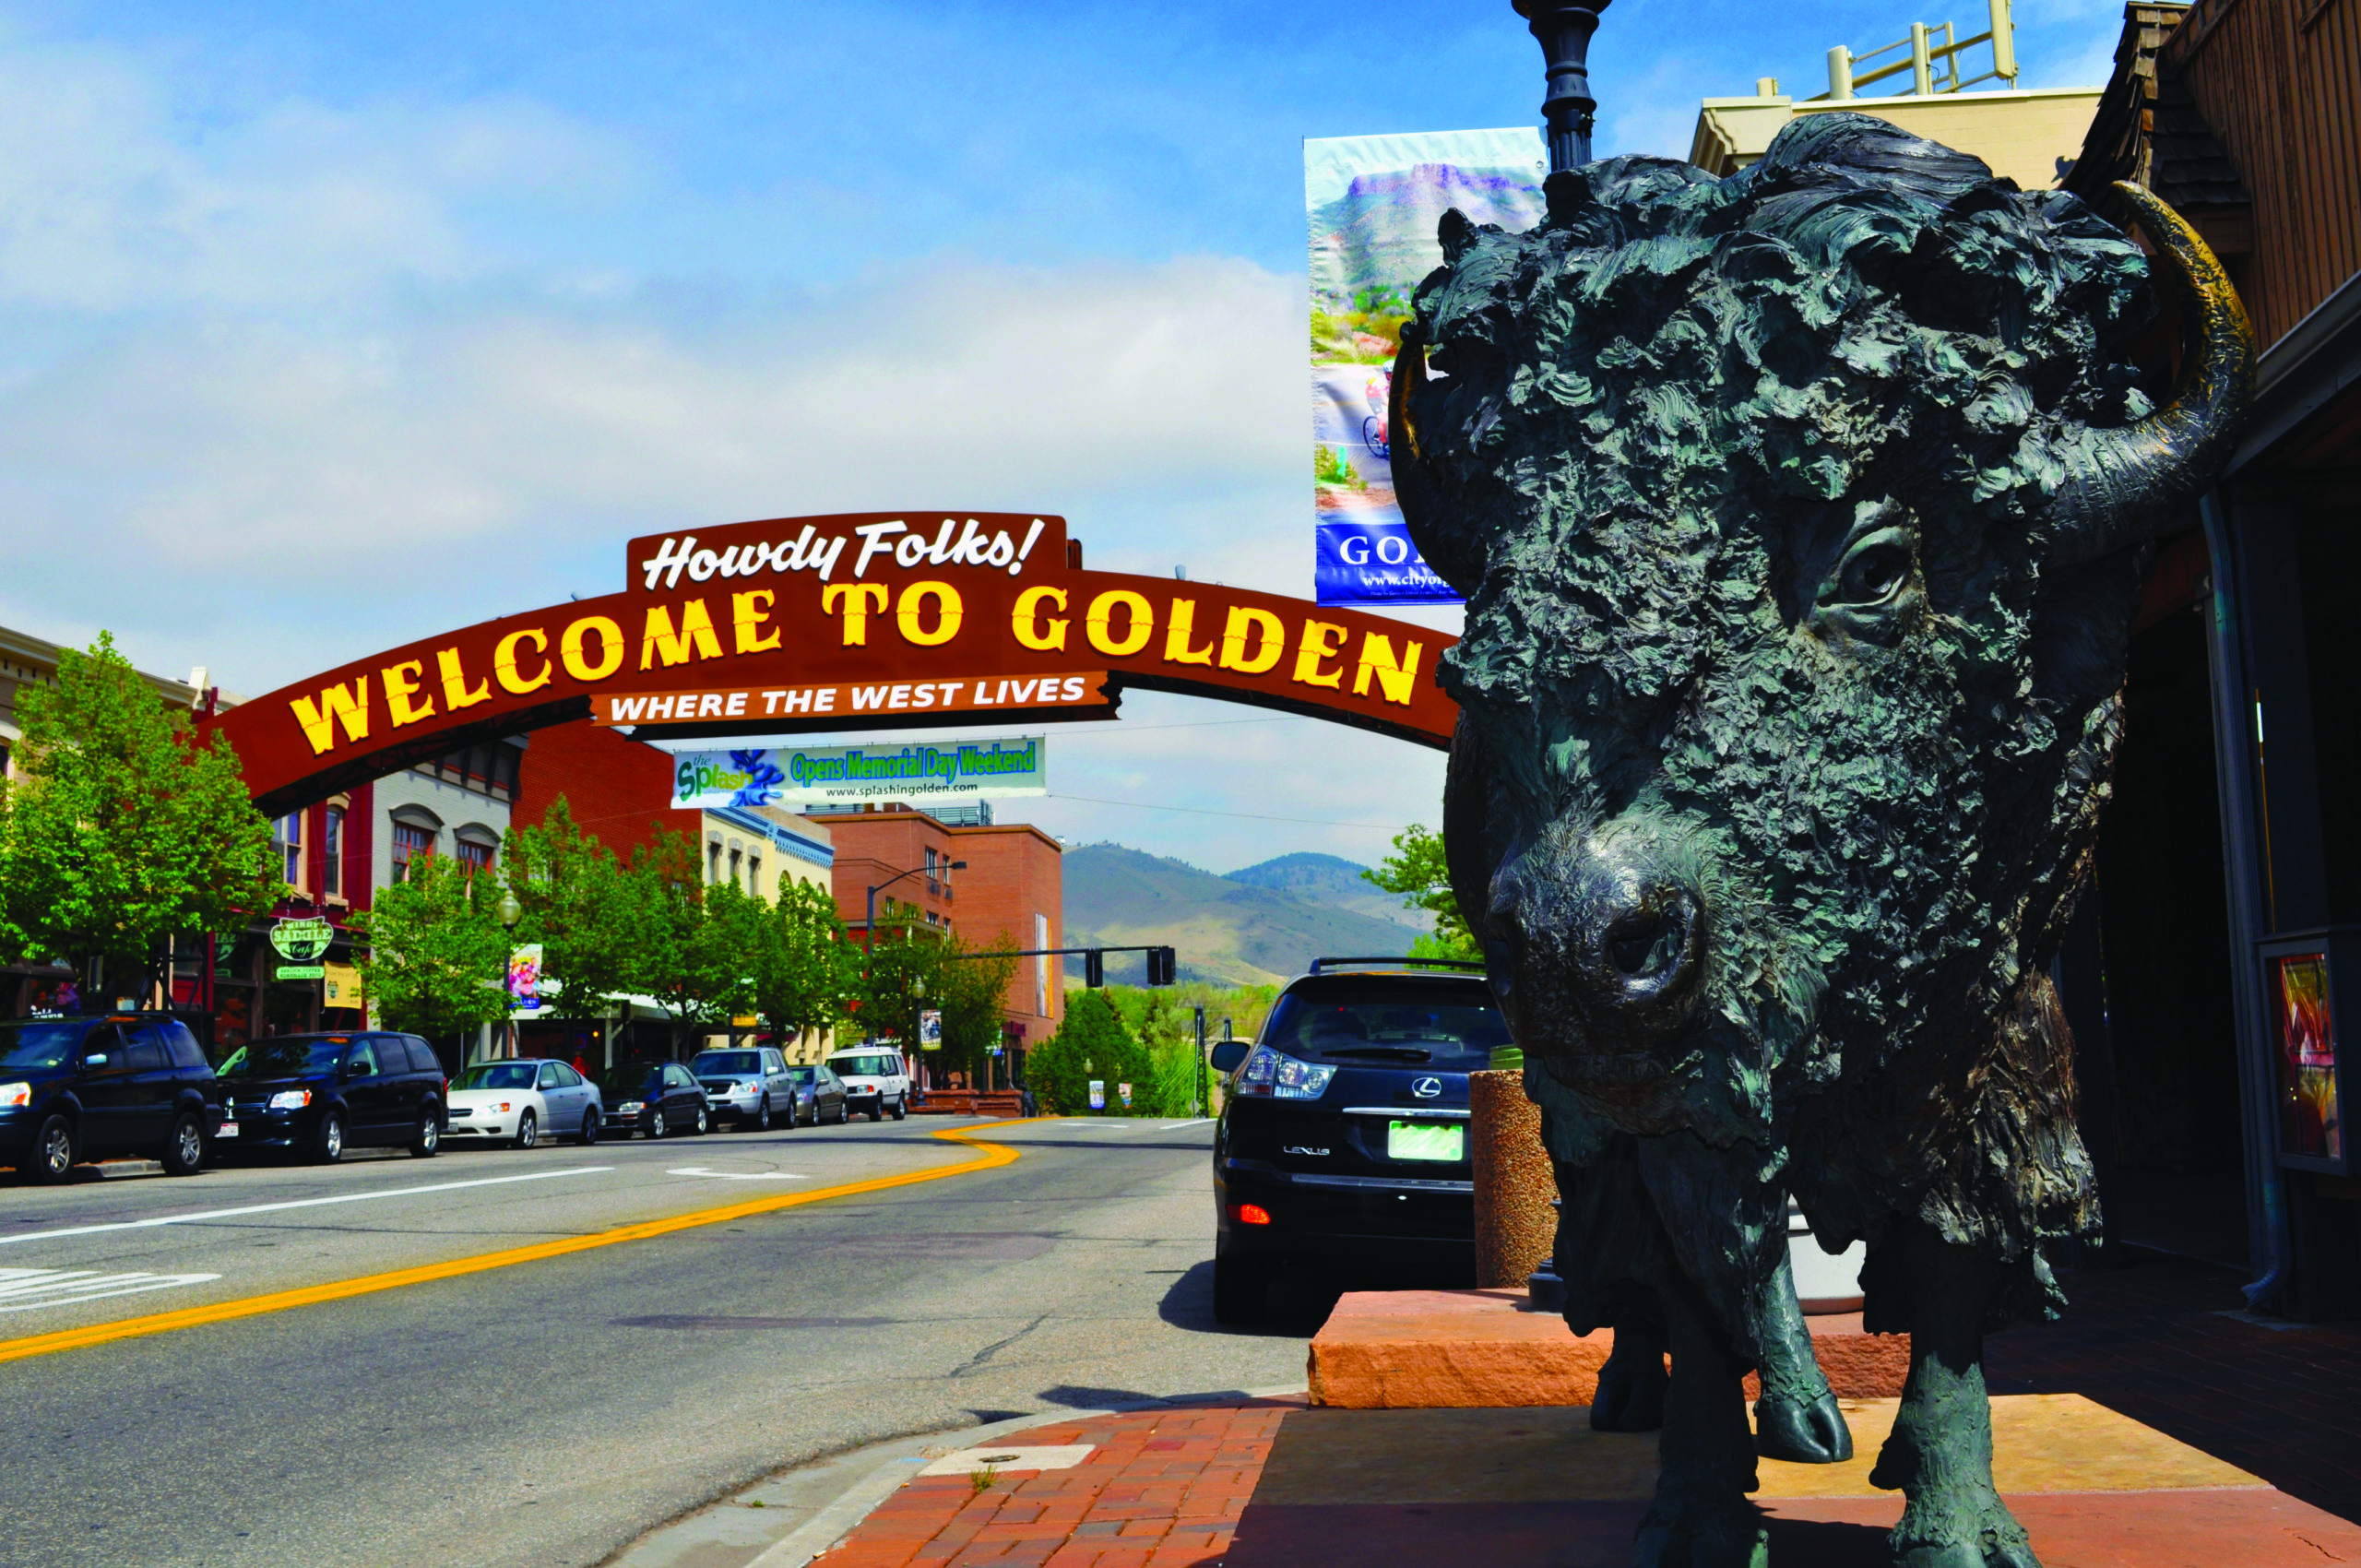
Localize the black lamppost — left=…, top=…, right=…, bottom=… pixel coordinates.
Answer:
left=864, top=861, right=966, bottom=956
left=1514, top=0, right=1611, bottom=172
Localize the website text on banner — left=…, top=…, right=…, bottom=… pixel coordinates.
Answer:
left=1307, top=128, right=1545, bottom=608
left=672, top=738, right=1049, bottom=810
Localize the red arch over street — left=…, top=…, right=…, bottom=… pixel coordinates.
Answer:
left=207, top=511, right=1460, bottom=816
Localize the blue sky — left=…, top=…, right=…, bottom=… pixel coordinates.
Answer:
left=0, top=0, right=2127, bottom=873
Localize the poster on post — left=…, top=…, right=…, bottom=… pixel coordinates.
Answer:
left=670, top=737, right=1048, bottom=810
left=1307, top=128, right=1548, bottom=607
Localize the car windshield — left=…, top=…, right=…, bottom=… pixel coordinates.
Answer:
left=600, top=1063, right=665, bottom=1096
left=1262, top=988, right=1508, bottom=1069
left=457, top=1063, right=539, bottom=1090
left=218, top=1038, right=350, bottom=1078
left=693, top=1051, right=762, bottom=1076
left=831, top=1054, right=897, bottom=1077
left=0, top=1021, right=84, bottom=1070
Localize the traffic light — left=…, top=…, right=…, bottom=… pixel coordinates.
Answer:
left=1085, top=948, right=1105, bottom=988
left=1147, top=946, right=1177, bottom=986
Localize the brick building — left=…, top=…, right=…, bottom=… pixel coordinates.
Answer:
left=817, top=803, right=1065, bottom=1053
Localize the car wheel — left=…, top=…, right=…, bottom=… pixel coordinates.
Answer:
left=23, top=1114, right=76, bottom=1184
left=160, top=1111, right=207, bottom=1177
left=693, top=1104, right=709, bottom=1135
left=889, top=1096, right=906, bottom=1121
left=513, top=1110, right=538, bottom=1150
left=314, top=1111, right=346, bottom=1165
left=753, top=1097, right=771, bottom=1133
left=409, top=1110, right=441, bottom=1158
left=649, top=1106, right=668, bottom=1139
left=579, top=1108, right=600, bottom=1146
left=1213, top=1249, right=1273, bottom=1324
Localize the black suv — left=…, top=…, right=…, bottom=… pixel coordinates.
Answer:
left=0, top=1014, right=221, bottom=1182
left=216, top=1032, right=448, bottom=1162
left=1209, top=959, right=1505, bottom=1322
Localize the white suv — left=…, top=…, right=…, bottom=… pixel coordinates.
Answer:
left=825, top=1047, right=910, bottom=1122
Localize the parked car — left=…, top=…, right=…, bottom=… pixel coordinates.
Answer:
left=1208, top=958, right=1505, bottom=1323
left=690, top=1046, right=802, bottom=1131
left=825, top=1047, right=910, bottom=1121
left=216, top=1032, right=448, bottom=1164
left=599, top=1059, right=709, bottom=1138
left=447, top=1058, right=603, bottom=1147
left=0, top=1014, right=221, bottom=1182
left=785, top=1062, right=849, bottom=1126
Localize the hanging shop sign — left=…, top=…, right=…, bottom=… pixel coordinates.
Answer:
left=1306, top=129, right=1545, bottom=606
left=204, top=510, right=1459, bottom=817
left=269, top=915, right=335, bottom=980
left=671, top=736, right=1049, bottom=810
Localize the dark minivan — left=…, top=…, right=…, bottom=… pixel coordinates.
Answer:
left=1209, top=960, right=1506, bottom=1322
left=216, top=1032, right=448, bottom=1163
left=0, top=1014, right=220, bottom=1182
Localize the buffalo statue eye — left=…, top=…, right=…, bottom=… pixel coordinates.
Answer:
left=1822, top=527, right=1916, bottom=611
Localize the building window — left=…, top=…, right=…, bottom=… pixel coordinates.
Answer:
left=393, top=823, right=434, bottom=881
left=747, top=853, right=762, bottom=893
left=728, top=847, right=742, bottom=888
left=455, top=839, right=494, bottom=876
left=707, top=839, right=722, bottom=884
left=275, top=813, right=303, bottom=888
left=322, top=807, right=344, bottom=897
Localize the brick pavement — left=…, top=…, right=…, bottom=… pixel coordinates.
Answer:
left=1983, top=1248, right=2361, bottom=1524
left=813, top=1399, right=1297, bottom=1568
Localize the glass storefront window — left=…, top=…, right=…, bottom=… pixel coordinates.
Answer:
left=322, top=806, right=344, bottom=897
left=2274, top=951, right=2343, bottom=1164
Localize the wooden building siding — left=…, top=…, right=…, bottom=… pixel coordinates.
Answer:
left=2167, top=0, right=2361, bottom=349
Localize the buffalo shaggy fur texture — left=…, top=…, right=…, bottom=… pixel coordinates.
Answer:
left=1404, top=114, right=2165, bottom=1358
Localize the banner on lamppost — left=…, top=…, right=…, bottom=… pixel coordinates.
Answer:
left=1307, top=128, right=1547, bottom=607
left=670, top=738, right=1049, bottom=810
left=919, top=1009, right=943, bottom=1051
left=507, top=945, right=544, bottom=1013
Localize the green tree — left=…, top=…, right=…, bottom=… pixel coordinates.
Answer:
left=352, top=852, right=512, bottom=1039
left=0, top=633, right=279, bottom=999
left=634, top=830, right=759, bottom=1057
left=502, top=798, right=652, bottom=1048
left=1363, top=824, right=1479, bottom=960
left=933, top=931, right=1020, bottom=1083
left=753, top=878, right=862, bottom=1053
left=856, top=909, right=943, bottom=1060
left=1026, top=991, right=1152, bottom=1116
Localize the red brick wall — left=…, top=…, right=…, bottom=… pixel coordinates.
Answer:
left=808, top=807, right=1063, bottom=1041
left=948, top=822, right=1064, bottom=1041
left=515, top=719, right=679, bottom=857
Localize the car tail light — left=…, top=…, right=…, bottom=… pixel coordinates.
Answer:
left=1231, top=1045, right=1336, bottom=1100
left=1231, top=1203, right=1273, bottom=1226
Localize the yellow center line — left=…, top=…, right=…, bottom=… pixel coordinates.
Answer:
left=0, top=1120, right=1038, bottom=1367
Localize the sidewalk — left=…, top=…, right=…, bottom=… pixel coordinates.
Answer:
left=800, top=1252, right=2361, bottom=1568
left=812, top=1400, right=1292, bottom=1568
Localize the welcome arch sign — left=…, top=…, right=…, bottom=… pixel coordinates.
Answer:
left=211, top=512, right=1459, bottom=815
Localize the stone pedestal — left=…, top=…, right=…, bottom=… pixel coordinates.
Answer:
left=1470, top=1069, right=1555, bottom=1289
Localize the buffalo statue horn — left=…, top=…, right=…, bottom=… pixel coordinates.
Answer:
left=2048, top=181, right=2256, bottom=564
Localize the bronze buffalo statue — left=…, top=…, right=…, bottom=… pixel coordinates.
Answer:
left=1393, top=114, right=2251, bottom=1566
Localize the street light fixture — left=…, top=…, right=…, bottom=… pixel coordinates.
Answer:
left=864, top=861, right=966, bottom=955
left=495, top=887, right=522, bottom=931
left=1513, top=0, right=1611, bottom=172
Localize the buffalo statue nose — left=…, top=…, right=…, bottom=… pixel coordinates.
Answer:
left=1489, top=828, right=1708, bottom=1051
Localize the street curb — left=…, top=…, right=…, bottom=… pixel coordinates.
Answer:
left=614, top=1384, right=1308, bottom=1568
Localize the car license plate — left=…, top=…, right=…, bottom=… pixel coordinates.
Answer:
left=1387, top=1122, right=1463, bottom=1162
left=215, top=1123, right=239, bottom=1138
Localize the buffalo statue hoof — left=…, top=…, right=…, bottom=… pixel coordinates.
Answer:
left=1754, top=1389, right=1853, bottom=1464
left=1589, top=1343, right=1668, bottom=1431
left=1889, top=1490, right=2042, bottom=1568
left=1633, top=1494, right=1769, bottom=1568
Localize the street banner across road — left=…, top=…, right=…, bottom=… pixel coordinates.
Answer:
left=671, top=737, right=1049, bottom=809
left=1307, top=128, right=1546, bottom=606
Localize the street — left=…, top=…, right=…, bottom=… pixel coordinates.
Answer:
left=0, top=1116, right=1307, bottom=1568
